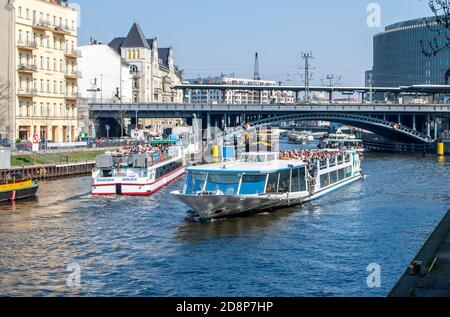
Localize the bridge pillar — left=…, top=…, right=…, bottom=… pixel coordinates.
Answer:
left=434, top=120, right=438, bottom=140
left=398, top=114, right=401, bottom=125
left=427, top=115, right=431, bottom=138
left=223, top=113, right=228, bottom=131
left=206, top=112, right=212, bottom=139
left=413, top=114, right=416, bottom=130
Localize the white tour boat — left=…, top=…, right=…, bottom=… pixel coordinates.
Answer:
left=288, top=130, right=314, bottom=144
left=171, top=149, right=363, bottom=220
left=92, top=146, right=185, bottom=196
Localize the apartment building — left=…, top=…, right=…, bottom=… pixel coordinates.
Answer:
left=187, top=76, right=295, bottom=104
left=0, top=0, right=79, bottom=143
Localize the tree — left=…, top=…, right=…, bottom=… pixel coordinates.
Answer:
left=89, top=111, right=100, bottom=138
left=115, top=110, right=127, bottom=138
left=421, top=0, right=450, bottom=57
left=0, top=80, right=12, bottom=144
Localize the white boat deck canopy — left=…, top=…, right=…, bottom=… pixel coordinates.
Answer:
left=187, top=160, right=306, bottom=174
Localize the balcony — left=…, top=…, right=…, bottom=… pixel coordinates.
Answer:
left=32, top=19, right=52, bottom=31
left=17, top=89, right=37, bottom=98
left=17, top=64, right=38, bottom=73
left=64, top=92, right=79, bottom=101
left=64, top=49, right=82, bottom=58
left=53, top=25, right=71, bottom=35
left=17, top=40, right=37, bottom=50
left=65, top=70, right=82, bottom=79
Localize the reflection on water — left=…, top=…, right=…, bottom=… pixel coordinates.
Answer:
left=0, top=143, right=450, bottom=296
left=176, top=208, right=300, bottom=243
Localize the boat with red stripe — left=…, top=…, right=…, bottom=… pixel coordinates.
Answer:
left=92, top=146, right=185, bottom=196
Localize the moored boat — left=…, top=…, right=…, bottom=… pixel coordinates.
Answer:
left=288, top=130, right=314, bottom=144
left=0, top=177, right=39, bottom=202
left=172, top=149, right=363, bottom=220
left=92, top=146, right=185, bottom=196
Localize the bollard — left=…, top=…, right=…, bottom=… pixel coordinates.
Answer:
left=212, top=145, right=220, bottom=163
left=437, top=142, right=445, bottom=157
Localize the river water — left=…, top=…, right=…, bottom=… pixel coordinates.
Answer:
left=1, top=141, right=449, bottom=297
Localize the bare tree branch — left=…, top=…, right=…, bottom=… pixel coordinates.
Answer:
left=115, top=110, right=127, bottom=138
left=422, top=0, right=450, bottom=57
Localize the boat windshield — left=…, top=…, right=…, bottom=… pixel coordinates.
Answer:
left=205, top=173, right=240, bottom=195
left=239, top=174, right=267, bottom=195
left=184, top=171, right=269, bottom=195
left=184, top=172, right=207, bottom=195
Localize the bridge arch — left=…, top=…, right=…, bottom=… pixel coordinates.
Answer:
left=236, top=113, right=432, bottom=143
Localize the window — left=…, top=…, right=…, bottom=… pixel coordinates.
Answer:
left=184, top=172, right=207, bottom=195
left=240, top=174, right=267, bottom=195
left=345, top=166, right=352, bottom=178
left=338, top=169, right=345, bottom=181
left=266, top=173, right=279, bottom=194
left=278, top=170, right=290, bottom=193
left=320, top=173, right=330, bottom=188
left=320, top=159, right=327, bottom=169
left=330, top=170, right=338, bottom=184
left=205, top=173, right=240, bottom=195
left=291, top=168, right=306, bottom=192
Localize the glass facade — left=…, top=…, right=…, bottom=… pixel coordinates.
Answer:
left=373, top=17, right=450, bottom=87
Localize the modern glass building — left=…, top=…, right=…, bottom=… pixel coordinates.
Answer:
left=372, top=16, right=450, bottom=87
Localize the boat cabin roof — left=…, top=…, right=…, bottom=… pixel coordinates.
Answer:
left=187, top=152, right=306, bottom=174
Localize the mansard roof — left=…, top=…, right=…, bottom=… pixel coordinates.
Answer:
left=108, top=37, right=125, bottom=53
left=158, top=48, right=171, bottom=67
left=147, top=39, right=155, bottom=49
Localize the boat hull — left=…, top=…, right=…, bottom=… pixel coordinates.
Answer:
left=92, top=166, right=185, bottom=196
left=172, top=191, right=303, bottom=220
left=0, top=184, right=39, bottom=202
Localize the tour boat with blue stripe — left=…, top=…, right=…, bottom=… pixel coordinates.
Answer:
left=92, top=146, right=185, bottom=196
left=171, top=149, right=363, bottom=220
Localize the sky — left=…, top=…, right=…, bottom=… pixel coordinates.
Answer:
left=73, top=0, right=433, bottom=86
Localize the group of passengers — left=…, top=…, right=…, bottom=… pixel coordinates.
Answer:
left=120, top=144, right=153, bottom=155
left=121, top=144, right=170, bottom=154
left=279, top=149, right=346, bottom=163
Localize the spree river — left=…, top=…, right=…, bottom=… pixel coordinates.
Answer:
left=1, top=142, right=450, bottom=297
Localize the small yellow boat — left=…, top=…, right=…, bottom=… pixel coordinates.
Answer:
left=0, top=178, right=39, bottom=202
